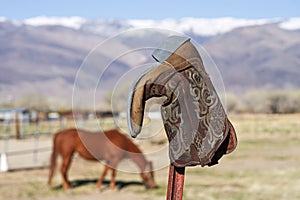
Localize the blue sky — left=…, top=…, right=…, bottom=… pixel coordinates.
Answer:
left=1, top=0, right=299, bottom=20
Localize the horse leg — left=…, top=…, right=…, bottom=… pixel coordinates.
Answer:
left=61, top=154, right=73, bottom=190
left=96, top=165, right=110, bottom=189
left=108, top=157, right=121, bottom=190
left=110, top=167, right=116, bottom=190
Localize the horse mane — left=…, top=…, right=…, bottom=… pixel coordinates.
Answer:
left=125, top=136, right=143, bottom=154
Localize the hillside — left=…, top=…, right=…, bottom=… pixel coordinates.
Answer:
left=203, top=24, right=300, bottom=92
left=0, top=17, right=299, bottom=108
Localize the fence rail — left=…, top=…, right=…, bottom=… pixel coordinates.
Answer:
left=0, top=117, right=117, bottom=140
left=5, top=146, right=52, bottom=156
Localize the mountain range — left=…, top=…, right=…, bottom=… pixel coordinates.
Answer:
left=0, top=17, right=299, bottom=109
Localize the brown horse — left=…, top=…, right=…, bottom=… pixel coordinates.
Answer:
left=47, top=128, right=157, bottom=190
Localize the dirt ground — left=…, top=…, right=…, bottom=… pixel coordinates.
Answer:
left=1, top=114, right=300, bottom=200
left=0, top=150, right=169, bottom=200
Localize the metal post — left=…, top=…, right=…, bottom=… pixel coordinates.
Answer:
left=33, top=119, right=39, bottom=163
left=166, top=164, right=185, bottom=200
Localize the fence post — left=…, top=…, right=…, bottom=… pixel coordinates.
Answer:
left=33, top=120, right=40, bottom=163
left=0, top=153, right=8, bottom=172
left=60, top=117, right=66, bottom=129
left=15, top=113, right=20, bottom=140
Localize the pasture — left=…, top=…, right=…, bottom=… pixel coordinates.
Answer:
left=0, top=114, right=300, bottom=200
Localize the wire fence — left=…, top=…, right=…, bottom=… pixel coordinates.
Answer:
left=0, top=117, right=119, bottom=171
left=0, top=117, right=118, bottom=140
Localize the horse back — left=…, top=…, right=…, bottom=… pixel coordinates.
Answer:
left=104, top=129, right=142, bottom=154
left=53, top=128, right=95, bottom=160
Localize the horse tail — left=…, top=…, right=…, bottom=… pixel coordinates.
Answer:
left=48, top=133, right=59, bottom=186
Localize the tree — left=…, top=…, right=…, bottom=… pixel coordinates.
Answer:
left=16, top=93, right=49, bottom=111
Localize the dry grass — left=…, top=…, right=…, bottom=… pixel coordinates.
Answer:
left=0, top=114, right=300, bottom=200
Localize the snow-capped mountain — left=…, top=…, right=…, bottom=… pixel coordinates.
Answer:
left=0, top=16, right=300, bottom=108
left=14, top=16, right=300, bottom=36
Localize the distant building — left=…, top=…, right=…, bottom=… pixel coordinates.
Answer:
left=0, top=108, right=30, bottom=123
left=47, top=111, right=60, bottom=121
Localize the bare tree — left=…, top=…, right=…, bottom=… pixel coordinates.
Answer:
left=16, top=93, right=49, bottom=111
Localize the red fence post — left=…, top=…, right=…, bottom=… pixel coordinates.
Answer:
left=166, top=164, right=185, bottom=200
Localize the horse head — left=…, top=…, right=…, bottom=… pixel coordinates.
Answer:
left=141, top=161, right=157, bottom=189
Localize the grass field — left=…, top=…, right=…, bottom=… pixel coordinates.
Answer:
left=0, top=114, right=300, bottom=200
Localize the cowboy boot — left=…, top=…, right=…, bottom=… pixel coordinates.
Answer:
left=128, top=36, right=237, bottom=167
